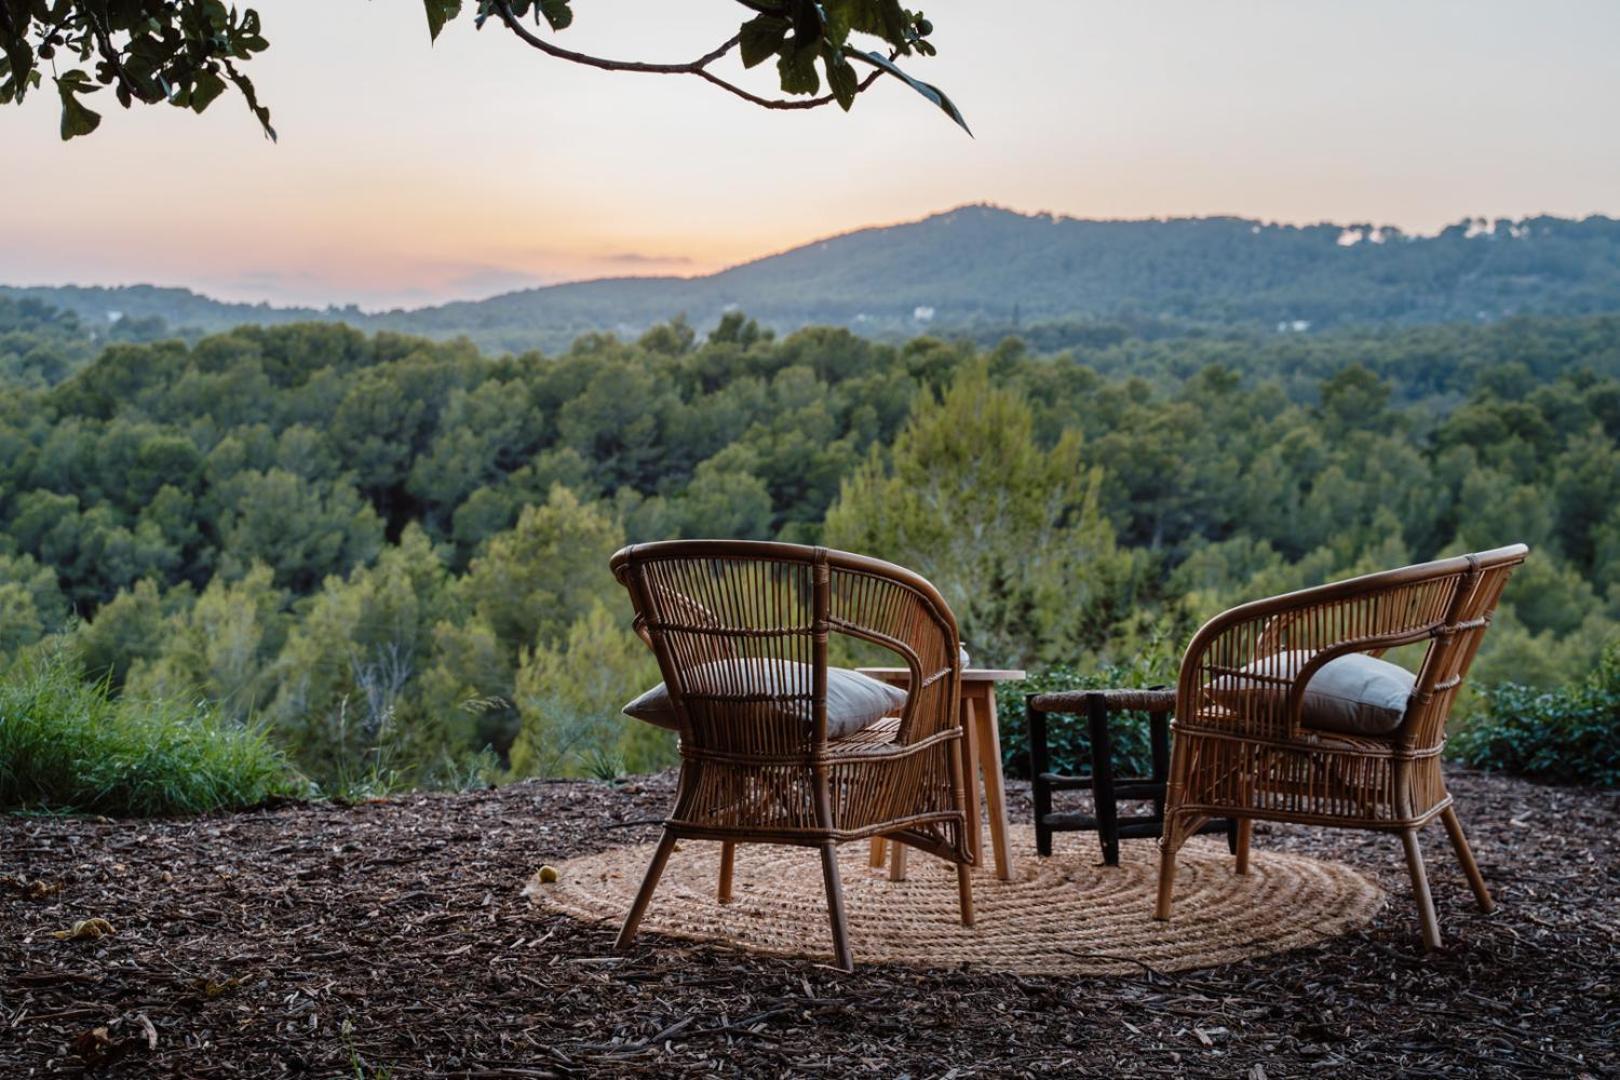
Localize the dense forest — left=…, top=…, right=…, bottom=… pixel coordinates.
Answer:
left=8, top=206, right=1620, bottom=355
left=2, top=296, right=1618, bottom=791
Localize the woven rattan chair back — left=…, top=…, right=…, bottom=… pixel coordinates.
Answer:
left=1158, top=544, right=1528, bottom=950
left=610, top=540, right=976, bottom=970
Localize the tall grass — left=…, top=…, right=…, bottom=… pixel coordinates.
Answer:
left=0, top=650, right=296, bottom=816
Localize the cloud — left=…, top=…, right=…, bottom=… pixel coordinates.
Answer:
left=599, top=252, right=694, bottom=266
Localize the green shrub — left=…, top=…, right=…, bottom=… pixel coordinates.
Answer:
left=994, top=634, right=1178, bottom=780
left=0, top=650, right=296, bottom=816
left=1452, top=642, right=1620, bottom=787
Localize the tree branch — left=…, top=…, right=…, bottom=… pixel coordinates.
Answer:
left=491, top=4, right=737, bottom=75
left=490, top=2, right=884, bottom=112
left=88, top=10, right=143, bottom=102
left=692, top=63, right=883, bottom=112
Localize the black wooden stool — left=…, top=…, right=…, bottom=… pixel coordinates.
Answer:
left=1027, top=687, right=1235, bottom=865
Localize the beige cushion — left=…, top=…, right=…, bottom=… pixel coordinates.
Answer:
left=1207, top=650, right=1415, bottom=737
left=623, top=660, right=906, bottom=739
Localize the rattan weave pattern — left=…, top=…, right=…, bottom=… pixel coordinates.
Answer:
left=528, top=835, right=1384, bottom=975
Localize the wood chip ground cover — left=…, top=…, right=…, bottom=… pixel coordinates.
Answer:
left=2, top=768, right=1615, bottom=1077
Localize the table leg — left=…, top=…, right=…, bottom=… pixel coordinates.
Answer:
left=888, top=834, right=909, bottom=881
left=1088, top=693, right=1120, bottom=867
left=869, top=836, right=887, bottom=868
left=961, top=694, right=984, bottom=867
left=976, top=689, right=1013, bottom=880
left=1030, top=696, right=1054, bottom=857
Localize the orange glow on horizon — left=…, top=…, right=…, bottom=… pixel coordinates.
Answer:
left=4, top=0, right=1618, bottom=309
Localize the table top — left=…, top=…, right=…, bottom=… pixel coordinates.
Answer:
left=857, top=667, right=1026, bottom=683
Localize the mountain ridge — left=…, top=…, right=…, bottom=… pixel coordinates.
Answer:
left=7, top=204, right=1620, bottom=354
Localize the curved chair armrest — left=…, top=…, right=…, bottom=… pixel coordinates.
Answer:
left=1180, top=627, right=1434, bottom=742
left=1176, top=545, right=1528, bottom=742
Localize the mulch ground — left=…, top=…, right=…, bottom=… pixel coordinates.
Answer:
left=3, top=767, right=1616, bottom=1078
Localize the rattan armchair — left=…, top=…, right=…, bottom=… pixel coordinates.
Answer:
left=610, top=540, right=976, bottom=971
left=1155, top=545, right=1528, bottom=950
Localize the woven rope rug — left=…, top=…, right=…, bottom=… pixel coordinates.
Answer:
left=527, top=833, right=1384, bottom=975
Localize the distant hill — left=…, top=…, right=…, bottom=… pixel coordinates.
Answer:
left=8, top=205, right=1620, bottom=354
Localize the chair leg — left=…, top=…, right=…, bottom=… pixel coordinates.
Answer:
left=616, top=829, right=677, bottom=952
left=820, top=842, right=854, bottom=971
left=1400, top=827, right=1443, bottom=952
left=717, top=841, right=736, bottom=904
left=1235, top=819, right=1252, bottom=876
left=1440, top=805, right=1495, bottom=913
left=957, top=860, right=975, bottom=927
left=1154, top=837, right=1178, bottom=920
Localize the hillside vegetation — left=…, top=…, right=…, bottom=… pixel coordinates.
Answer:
left=7, top=205, right=1620, bottom=356
left=2, top=300, right=1617, bottom=794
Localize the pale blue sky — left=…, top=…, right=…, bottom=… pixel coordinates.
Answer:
left=5, top=1, right=1619, bottom=308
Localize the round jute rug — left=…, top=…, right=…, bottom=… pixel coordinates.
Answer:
left=525, top=834, right=1384, bottom=975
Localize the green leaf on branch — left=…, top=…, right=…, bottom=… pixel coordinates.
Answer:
left=826, top=55, right=858, bottom=111
left=739, top=14, right=790, bottom=69
left=538, top=0, right=573, bottom=31
left=852, top=49, right=970, bottom=134
left=56, top=75, right=101, bottom=140
left=224, top=63, right=276, bottom=142
left=838, top=0, right=909, bottom=47
left=791, top=1, right=825, bottom=50
left=777, top=45, right=821, bottom=96
left=424, top=0, right=463, bottom=42
left=190, top=69, right=227, bottom=114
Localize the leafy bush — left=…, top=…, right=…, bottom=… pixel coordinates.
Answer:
left=994, top=632, right=1178, bottom=780
left=1452, top=643, right=1620, bottom=787
left=0, top=650, right=296, bottom=816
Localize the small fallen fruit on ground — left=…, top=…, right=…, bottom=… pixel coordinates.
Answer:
left=538, top=865, right=559, bottom=883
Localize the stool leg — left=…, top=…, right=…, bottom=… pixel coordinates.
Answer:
left=1088, top=693, right=1120, bottom=867
left=961, top=696, right=984, bottom=866
left=718, top=840, right=736, bottom=903
left=977, top=691, right=1013, bottom=880
left=1029, top=697, right=1054, bottom=857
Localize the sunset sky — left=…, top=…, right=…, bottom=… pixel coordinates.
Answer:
left=6, top=0, right=1620, bottom=309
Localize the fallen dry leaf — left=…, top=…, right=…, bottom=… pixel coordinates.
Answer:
left=71, top=1026, right=128, bottom=1067
left=2, top=874, right=64, bottom=900
left=50, top=917, right=115, bottom=942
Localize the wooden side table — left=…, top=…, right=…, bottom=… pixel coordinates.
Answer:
left=858, top=667, right=1025, bottom=881
left=1026, top=688, right=1236, bottom=866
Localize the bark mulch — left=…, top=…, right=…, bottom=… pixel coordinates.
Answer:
left=2, top=767, right=1616, bottom=1078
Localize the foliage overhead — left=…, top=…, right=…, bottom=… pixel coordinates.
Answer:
left=0, top=0, right=275, bottom=140
left=0, top=0, right=960, bottom=141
